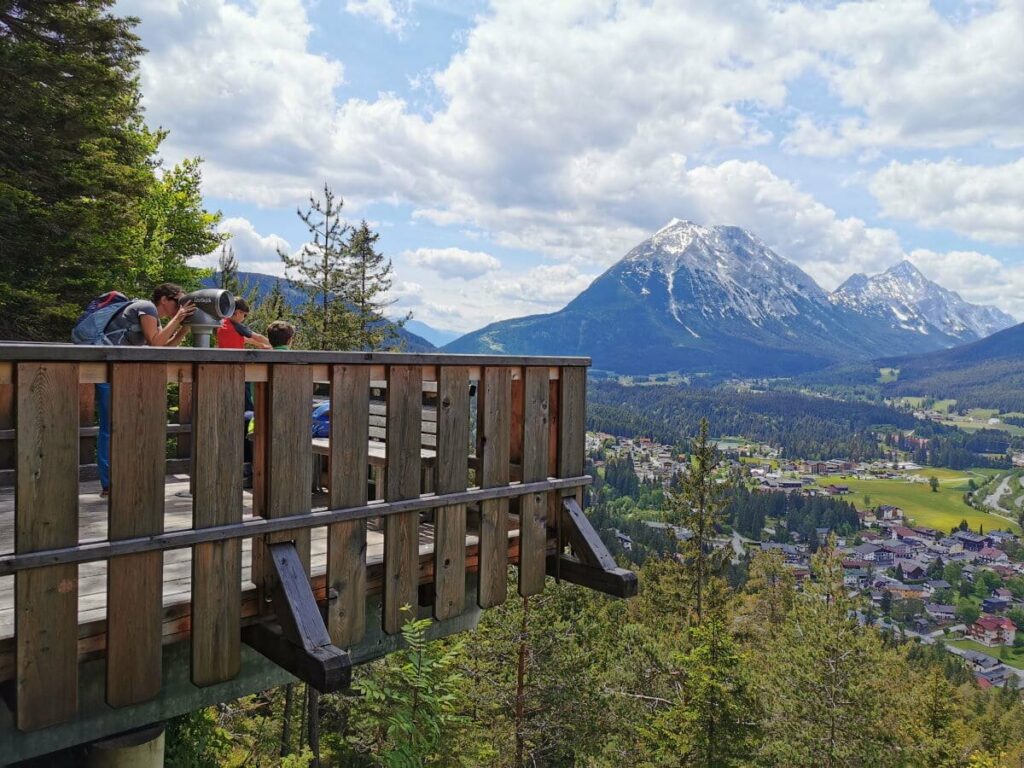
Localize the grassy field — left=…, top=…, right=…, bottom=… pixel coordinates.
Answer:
left=877, top=367, right=899, bottom=383
left=947, top=639, right=1024, bottom=670
left=815, top=470, right=1018, bottom=533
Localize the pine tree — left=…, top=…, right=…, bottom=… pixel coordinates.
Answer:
left=758, top=544, right=906, bottom=767
left=279, top=184, right=354, bottom=350
left=246, top=279, right=292, bottom=338
left=0, top=1, right=219, bottom=339
left=669, top=418, right=727, bottom=622
left=650, top=613, right=760, bottom=767
left=218, top=244, right=242, bottom=295
left=346, top=219, right=409, bottom=350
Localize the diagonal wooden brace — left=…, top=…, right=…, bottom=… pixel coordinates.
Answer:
left=242, top=542, right=352, bottom=692
left=547, top=497, right=638, bottom=598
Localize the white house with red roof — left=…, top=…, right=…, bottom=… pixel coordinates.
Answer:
left=969, top=616, right=1017, bottom=647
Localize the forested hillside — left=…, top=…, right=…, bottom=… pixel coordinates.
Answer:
left=588, top=383, right=911, bottom=460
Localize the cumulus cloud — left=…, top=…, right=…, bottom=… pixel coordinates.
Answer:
left=345, top=0, right=412, bottom=36
left=192, top=217, right=291, bottom=277
left=871, top=159, right=1024, bottom=245
left=124, top=0, right=1024, bottom=320
left=405, top=247, right=501, bottom=279
left=781, top=0, right=1024, bottom=154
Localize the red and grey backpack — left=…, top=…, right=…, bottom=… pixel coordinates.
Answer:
left=71, top=291, right=138, bottom=345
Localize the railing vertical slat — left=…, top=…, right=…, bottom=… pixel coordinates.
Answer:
left=262, top=364, right=314, bottom=579
left=190, top=363, right=244, bottom=686
left=15, top=362, right=79, bottom=731
left=327, top=364, right=370, bottom=647
left=519, top=366, right=550, bottom=597
left=478, top=366, right=511, bottom=608
left=434, top=366, right=469, bottom=620
left=384, top=365, right=421, bottom=634
left=106, top=362, right=166, bottom=707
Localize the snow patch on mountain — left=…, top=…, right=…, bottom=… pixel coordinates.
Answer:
left=831, top=260, right=1014, bottom=342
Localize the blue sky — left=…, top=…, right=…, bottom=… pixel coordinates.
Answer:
left=118, top=0, right=1024, bottom=331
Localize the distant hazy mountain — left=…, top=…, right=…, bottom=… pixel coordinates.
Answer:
left=202, top=271, right=436, bottom=352
left=831, top=260, right=1014, bottom=342
left=402, top=319, right=463, bottom=347
left=445, top=220, right=1011, bottom=376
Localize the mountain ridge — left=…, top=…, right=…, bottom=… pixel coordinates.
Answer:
left=444, top=220, right=1013, bottom=376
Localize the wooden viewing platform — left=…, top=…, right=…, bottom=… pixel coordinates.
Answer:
left=0, top=344, right=635, bottom=761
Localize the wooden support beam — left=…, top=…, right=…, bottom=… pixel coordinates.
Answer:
left=561, top=497, right=617, bottom=571
left=545, top=556, right=638, bottom=599
left=242, top=543, right=351, bottom=692
left=543, top=497, right=638, bottom=598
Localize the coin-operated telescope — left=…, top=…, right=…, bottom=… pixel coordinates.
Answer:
left=181, top=289, right=235, bottom=348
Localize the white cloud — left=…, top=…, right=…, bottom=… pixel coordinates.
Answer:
left=405, top=247, right=501, bottom=279
left=126, top=0, right=1024, bottom=320
left=192, top=217, right=291, bottom=277
left=782, top=0, right=1024, bottom=154
left=871, top=159, right=1024, bottom=245
left=345, top=0, right=412, bottom=36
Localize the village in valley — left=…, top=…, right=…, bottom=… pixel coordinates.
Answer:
left=588, top=430, right=1024, bottom=690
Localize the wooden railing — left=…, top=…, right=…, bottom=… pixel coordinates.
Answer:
left=0, top=344, right=634, bottom=733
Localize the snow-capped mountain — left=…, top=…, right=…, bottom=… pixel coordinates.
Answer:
left=831, top=260, right=1015, bottom=342
left=445, top=220, right=1016, bottom=376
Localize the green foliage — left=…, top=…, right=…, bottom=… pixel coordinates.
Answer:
left=957, top=599, right=981, bottom=626
left=280, top=183, right=357, bottom=350
left=930, top=475, right=940, bottom=492
left=0, top=2, right=219, bottom=339
left=347, top=219, right=407, bottom=350
left=165, top=707, right=231, bottom=768
left=349, top=608, right=465, bottom=766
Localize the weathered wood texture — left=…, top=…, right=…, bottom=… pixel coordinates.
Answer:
left=0, top=382, right=13, bottom=470
left=327, top=365, right=370, bottom=647
left=106, top=363, right=166, bottom=708
left=191, top=364, right=244, bottom=687
left=478, top=366, right=511, bottom=608
left=261, top=365, right=313, bottom=582
left=519, top=367, right=550, bottom=597
left=176, top=378, right=192, bottom=458
left=434, top=367, right=469, bottom=619
left=558, top=367, right=586, bottom=482
left=15, top=363, right=79, bottom=731
left=384, top=365, right=422, bottom=634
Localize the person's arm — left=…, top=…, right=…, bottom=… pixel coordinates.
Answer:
left=245, top=332, right=272, bottom=350
left=141, top=303, right=195, bottom=347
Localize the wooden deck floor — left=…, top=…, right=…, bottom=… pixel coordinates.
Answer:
left=0, top=475, right=495, bottom=642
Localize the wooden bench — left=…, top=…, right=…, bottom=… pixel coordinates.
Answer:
left=312, top=382, right=441, bottom=498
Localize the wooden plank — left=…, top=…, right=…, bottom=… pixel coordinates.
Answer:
left=478, top=366, right=511, bottom=608
left=326, top=364, right=370, bottom=647
left=519, top=367, right=550, bottom=597
left=176, top=376, right=193, bottom=458
left=256, top=366, right=314, bottom=594
left=78, top=384, right=96, bottom=467
left=561, top=497, right=617, bottom=571
left=106, top=363, right=166, bottom=708
left=546, top=556, right=638, bottom=598
left=15, top=363, right=79, bottom=730
left=190, top=364, right=244, bottom=687
left=0, top=381, right=12, bottom=470
left=383, top=365, right=421, bottom=634
left=558, top=366, right=586, bottom=480
left=434, top=366, right=469, bottom=620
